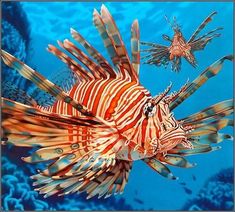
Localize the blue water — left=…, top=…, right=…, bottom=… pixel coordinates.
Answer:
left=1, top=1, right=234, bottom=210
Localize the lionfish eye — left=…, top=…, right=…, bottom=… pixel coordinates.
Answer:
left=143, top=102, right=156, bottom=117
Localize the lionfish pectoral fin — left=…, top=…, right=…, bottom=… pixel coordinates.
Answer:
left=180, top=99, right=233, bottom=144
left=142, top=158, right=178, bottom=180
left=189, top=29, right=222, bottom=52
left=168, top=145, right=220, bottom=156
left=188, top=11, right=218, bottom=43
left=158, top=154, right=196, bottom=168
left=31, top=159, right=132, bottom=199
left=2, top=97, right=102, bottom=147
left=140, top=42, right=170, bottom=67
left=169, top=55, right=233, bottom=110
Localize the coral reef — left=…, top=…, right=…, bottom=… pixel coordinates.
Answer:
left=2, top=2, right=33, bottom=91
left=1, top=153, right=133, bottom=211
left=183, top=168, right=234, bottom=211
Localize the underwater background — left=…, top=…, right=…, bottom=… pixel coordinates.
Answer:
left=1, top=1, right=234, bottom=211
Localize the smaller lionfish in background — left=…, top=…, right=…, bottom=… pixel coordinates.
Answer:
left=141, top=12, right=222, bottom=72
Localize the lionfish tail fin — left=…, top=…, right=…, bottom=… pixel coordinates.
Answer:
left=140, top=41, right=170, bottom=67
left=169, top=55, right=233, bottom=110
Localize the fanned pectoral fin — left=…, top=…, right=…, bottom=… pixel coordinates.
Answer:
left=31, top=159, right=132, bottom=199
left=143, top=158, right=178, bottom=180
left=158, top=155, right=196, bottom=168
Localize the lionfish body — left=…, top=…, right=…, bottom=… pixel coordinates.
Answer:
left=1, top=5, right=233, bottom=199
left=141, top=12, right=223, bottom=72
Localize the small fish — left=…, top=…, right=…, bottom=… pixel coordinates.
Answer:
left=183, top=186, right=193, bottom=195
left=1, top=5, right=233, bottom=199
left=141, top=12, right=222, bottom=72
left=134, top=198, right=144, bottom=204
left=179, top=182, right=186, bottom=186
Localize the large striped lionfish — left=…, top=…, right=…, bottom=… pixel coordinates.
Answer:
left=1, top=5, right=233, bottom=199
left=141, top=12, right=222, bottom=72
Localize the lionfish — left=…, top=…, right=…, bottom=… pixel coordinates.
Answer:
left=1, top=5, right=233, bottom=199
left=141, top=12, right=222, bottom=72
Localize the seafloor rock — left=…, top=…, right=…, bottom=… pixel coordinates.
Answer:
left=182, top=168, right=234, bottom=211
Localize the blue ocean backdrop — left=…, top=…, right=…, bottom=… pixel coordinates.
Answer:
left=1, top=1, right=234, bottom=211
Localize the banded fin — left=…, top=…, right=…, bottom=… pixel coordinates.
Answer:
left=131, top=20, right=140, bottom=75
left=188, top=11, right=218, bottom=43
left=58, top=39, right=105, bottom=79
left=140, top=41, right=170, bottom=67
left=2, top=98, right=103, bottom=148
left=100, top=5, right=138, bottom=81
left=191, top=133, right=233, bottom=145
left=168, top=145, right=220, bottom=156
left=169, top=55, right=233, bottom=110
left=70, top=28, right=116, bottom=78
left=47, top=44, right=93, bottom=81
left=1, top=50, right=94, bottom=117
left=158, top=154, right=196, bottom=168
left=143, top=158, right=178, bottom=180
left=190, top=27, right=222, bottom=52
left=31, top=160, right=132, bottom=199
left=181, top=99, right=234, bottom=125
left=31, top=66, right=79, bottom=107
left=188, top=119, right=233, bottom=137
left=93, top=5, right=138, bottom=81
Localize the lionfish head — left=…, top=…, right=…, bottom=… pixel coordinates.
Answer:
left=143, top=83, right=193, bottom=154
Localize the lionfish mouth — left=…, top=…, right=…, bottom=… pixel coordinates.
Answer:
left=151, top=126, right=194, bottom=154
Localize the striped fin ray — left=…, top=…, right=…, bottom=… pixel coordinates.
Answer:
left=140, top=41, right=170, bottom=67
left=143, top=158, right=178, bottom=180
left=70, top=28, right=116, bottom=78
left=31, top=160, right=132, bottom=199
left=93, top=8, right=120, bottom=69
left=57, top=40, right=103, bottom=79
left=46, top=44, right=93, bottom=81
left=190, top=27, right=222, bottom=51
left=169, top=55, right=234, bottom=110
left=1, top=98, right=104, bottom=147
left=1, top=50, right=95, bottom=117
left=131, top=20, right=140, bottom=75
left=100, top=5, right=138, bottom=81
left=181, top=99, right=234, bottom=125
left=188, top=11, right=217, bottom=43
left=188, top=119, right=233, bottom=137
left=168, top=145, right=220, bottom=156
left=157, top=154, right=196, bottom=168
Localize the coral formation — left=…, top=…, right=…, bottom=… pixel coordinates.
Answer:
left=183, top=168, right=234, bottom=211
